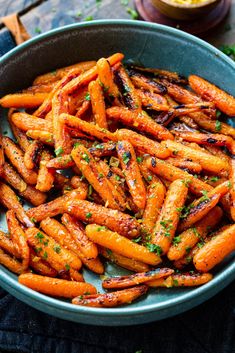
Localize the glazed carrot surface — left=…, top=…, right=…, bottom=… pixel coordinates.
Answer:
left=0, top=53, right=235, bottom=307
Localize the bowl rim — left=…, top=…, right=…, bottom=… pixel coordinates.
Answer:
left=1, top=19, right=235, bottom=318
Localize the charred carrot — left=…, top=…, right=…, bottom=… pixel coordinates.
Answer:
left=147, top=273, right=212, bottom=287
left=72, top=285, right=147, bottom=307
left=102, top=268, right=174, bottom=289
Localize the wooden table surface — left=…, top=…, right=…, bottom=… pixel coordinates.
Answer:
left=0, top=0, right=235, bottom=48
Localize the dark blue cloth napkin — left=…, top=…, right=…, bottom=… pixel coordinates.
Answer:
left=0, top=282, right=235, bottom=353
left=0, top=29, right=235, bottom=353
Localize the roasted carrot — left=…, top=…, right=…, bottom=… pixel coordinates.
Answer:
left=167, top=206, right=223, bottom=261
left=40, top=217, right=103, bottom=274
left=2, top=136, right=38, bottom=185
left=6, top=210, right=30, bottom=271
left=99, top=247, right=150, bottom=273
left=46, top=154, right=74, bottom=169
left=26, top=130, right=54, bottom=146
left=142, top=180, right=166, bottom=234
left=147, top=273, right=212, bottom=287
left=115, top=129, right=170, bottom=159
left=26, top=227, right=82, bottom=271
left=102, top=268, right=174, bottom=289
left=33, top=61, right=96, bottom=85
left=0, top=93, right=48, bottom=108
left=174, top=131, right=235, bottom=155
left=230, top=158, right=235, bottom=222
left=26, top=189, right=84, bottom=222
left=0, top=231, right=21, bottom=258
left=0, top=248, right=23, bottom=274
left=117, top=140, right=146, bottom=210
left=162, top=140, right=229, bottom=174
left=194, top=224, right=235, bottom=272
left=11, top=112, right=52, bottom=132
left=8, top=110, right=31, bottom=152
left=60, top=113, right=116, bottom=142
left=129, top=70, right=167, bottom=95
left=61, top=213, right=98, bottom=259
left=189, top=75, right=235, bottom=116
left=97, top=57, right=120, bottom=100
left=72, top=285, right=147, bottom=307
left=0, top=182, right=34, bottom=227
left=146, top=156, right=213, bottom=196
left=166, top=157, right=202, bottom=174
left=2, top=162, right=27, bottom=193
left=19, top=273, right=96, bottom=297
left=189, top=111, right=235, bottom=138
left=106, top=107, right=173, bottom=141
left=151, top=179, right=188, bottom=255
left=66, top=199, right=140, bottom=238
left=24, top=141, right=43, bottom=170
left=29, top=248, right=58, bottom=277
left=178, top=181, right=231, bottom=232
left=88, top=141, right=116, bottom=158
left=136, top=89, right=169, bottom=111
left=88, top=79, right=107, bottom=129
left=36, top=151, right=55, bottom=193
left=86, top=224, right=161, bottom=265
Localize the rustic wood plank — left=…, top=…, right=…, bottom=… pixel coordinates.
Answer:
left=21, top=0, right=136, bottom=36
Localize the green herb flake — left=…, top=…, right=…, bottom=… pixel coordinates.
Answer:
left=136, top=156, right=143, bottom=163
left=146, top=242, right=162, bottom=256
left=126, top=7, right=138, bottom=20
left=215, top=120, right=222, bottom=131
left=85, top=92, right=91, bottom=101
left=76, top=11, right=82, bottom=17
left=34, top=27, right=42, bottom=34
left=172, top=236, right=181, bottom=245
left=121, top=0, right=129, bottom=5
left=147, top=175, right=153, bottom=181
left=55, top=146, right=64, bottom=157
left=173, top=279, right=179, bottom=286
left=97, top=226, right=107, bottom=231
left=86, top=212, right=92, bottom=219
left=35, top=232, right=44, bottom=243
left=210, top=176, right=219, bottom=182
left=88, top=184, right=93, bottom=196
left=82, top=153, right=90, bottom=163
left=43, top=251, right=48, bottom=260
left=85, top=16, right=94, bottom=21
left=106, top=249, right=113, bottom=256
left=122, top=151, right=131, bottom=165
left=30, top=217, right=36, bottom=223
left=216, top=110, right=221, bottom=118
left=35, top=247, right=42, bottom=253
left=65, top=264, right=70, bottom=271
left=132, top=236, right=142, bottom=243
left=115, top=175, right=121, bottom=181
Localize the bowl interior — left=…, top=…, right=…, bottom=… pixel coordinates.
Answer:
left=0, top=21, right=235, bottom=325
left=158, top=0, right=219, bottom=9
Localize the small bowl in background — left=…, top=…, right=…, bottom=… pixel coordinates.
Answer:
left=151, top=0, right=222, bottom=20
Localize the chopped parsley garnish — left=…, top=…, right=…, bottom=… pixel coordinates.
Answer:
left=97, top=226, right=107, bottom=231
left=122, top=151, right=131, bottom=165
left=210, top=176, right=219, bottom=182
left=34, top=27, right=42, bottom=34
left=126, top=7, right=138, bottom=20
left=55, top=146, right=64, bottom=157
left=86, top=212, right=92, bottom=219
left=35, top=232, right=44, bottom=243
left=65, top=264, right=70, bottom=271
left=43, top=251, right=48, bottom=260
left=147, top=175, right=153, bottom=181
left=85, top=16, right=94, bottom=21
left=146, top=242, right=162, bottom=256
left=215, top=120, right=222, bottom=131
left=85, top=92, right=91, bottom=101
left=82, top=153, right=90, bottom=163
left=132, top=236, right=142, bottom=243
left=216, top=110, right=221, bottom=118
left=136, top=156, right=143, bottom=163
left=172, top=236, right=181, bottom=245
left=173, top=279, right=179, bottom=286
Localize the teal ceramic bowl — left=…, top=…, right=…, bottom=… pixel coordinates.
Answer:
left=0, top=20, right=235, bottom=326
